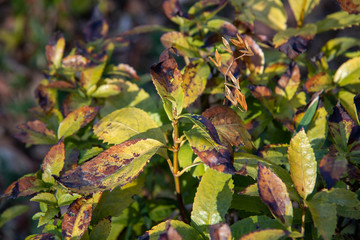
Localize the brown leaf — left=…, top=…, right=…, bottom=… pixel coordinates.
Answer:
left=278, top=36, right=309, bottom=59
left=249, top=85, right=272, bottom=99
left=319, top=146, right=347, bottom=189
left=62, top=197, right=93, bottom=240
left=257, top=163, right=293, bottom=226
left=46, top=32, right=65, bottom=67
left=305, top=73, right=332, bottom=92
left=192, top=147, right=236, bottom=174
left=275, top=62, right=300, bottom=100
left=26, top=233, right=56, bottom=240
left=241, top=35, right=264, bottom=75
left=162, top=0, right=186, bottom=20
left=115, top=63, right=140, bottom=81
left=62, top=55, right=90, bottom=68
left=158, top=222, right=183, bottom=240
left=4, top=176, right=44, bottom=199
left=14, top=120, right=57, bottom=145
left=46, top=81, right=76, bottom=90
left=209, top=223, right=232, bottom=240
left=83, top=9, right=109, bottom=42
left=35, top=83, right=56, bottom=113
left=202, top=106, right=253, bottom=149
left=337, top=0, right=360, bottom=14
left=328, top=103, right=355, bottom=146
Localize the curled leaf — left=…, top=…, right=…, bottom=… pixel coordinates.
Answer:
left=58, top=139, right=163, bottom=193
left=15, top=120, right=57, bottom=146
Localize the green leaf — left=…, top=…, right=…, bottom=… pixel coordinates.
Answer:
left=14, top=120, right=57, bottom=146
left=94, top=107, right=165, bottom=145
left=41, top=140, right=65, bottom=184
left=312, top=188, right=360, bottom=207
left=55, top=188, right=81, bottom=206
left=80, top=62, right=106, bottom=94
left=257, top=164, right=293, bottom=227
left=92, top=176, right=144, bottom=222
left=30, top=193, right=57, bottom=205
left=273, top=24, right=317, bottom=48
left=306, top=106, right=328, bottom=150
left=63, top=93, right=91, bottom=117
left=91, top=79, right=122, bottom=98
left=288, top=0, right=320, bottom=25
left=89, top=218, right=111, bottom=240
left=288, top=129, right=317, bottom=199
left=78, top=147, right=104, bottom=164
left=231, top=195, right=269, bottom=214
left=316, top=11, right=360, bottom=33
left=160, top=32, right=199, bottom=58
left=240, top=229, right=288, bottom=240
left=0, top=205, right=30, bottom=228
left=191, top=168, right=233, bottom=234
left=231, top=0, right=287, bottom=31
left=182, top=60, right=210, bottom=108
left=120, top=24, right=173, bottom=35
left=62, top=197, right=93, bottom=240
left=307, top=197, right=337, bottom=240
left=58, top=106, right=100, bottom=139
left=294, top=95, right=319, bottom=135
left=46, top=32, right=65, bottom=68
left=143, top=220, right=203, bottom=240
left=37, top=206, right=59, bottom=227
left=322, top=37, right=360, bottom=61
left=334, top=56, right=360, bottom=87
left=260, top=144, right=289, bottom=165
left=339, top=90, right=358, bottom=123
left=230, top=215, right=284, bottom=239
left=58, top=139, right=164, bottom=193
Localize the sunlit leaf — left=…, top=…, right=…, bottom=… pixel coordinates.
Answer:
left=288, top=129, right=317, bottom=199
left=188, top=0, right=228, bottom=22
left=339, top=90, right=358, bottom=124
left=37, top=206, right=59, bottom=227
left=316, top=11, right=360, bottom=33
left=207, top=19, right=238, bottom=37
left=294, top=95, right=319, bottom=135
left=91, top=80, right=122, bottom=98
left=191, top=169, right=233, bottom=234
left=141, top=220, right=202, bottom=240
left=334, top=56, right=360, bottom=87
left=0, top=205, right=30, bottom=228
left=41, top=140, right=65, bottom=183
left=288, top=0, right=320, bottom=25
left=25, top=233, right=57, bottom=240
left=4, top=175, right=45, bottom=199
left=182, top=60, right=210, bottom=108
left=108, top=63, right=140, bottom=81
left=80, top=62, right=106, bottom=94
left=62, top=197, right=93, bottom=240
left=257, top=164, right=292, bottom=227
left=78, top=147, right=104, bottom=165
left=55, top=188, right=81, bottom=207
left=241, top=35, right=264, bottom=75
left=57, top=106, right=100, bottom=139
left=15, top=120, right=57, bottom=146
left=46, top=32, right=65, bottom=68
left=230, top=215, right=285, bottom=239
left=275, top=62, right=300, bottom=100
left=30, top=192, right=57, bottom=205
left=240, top=229, right=288, bottom=240
left=260, top=144, right=288, bottom=165
left=58, top=139, right=163, bottom=193
left=322, top=37, right=360, bottom=61
left=273, top=24, right=317, bottom=48
left=89, top=218, right=111, bottom=240
left=306, top=197, right=336, bottom=240
left=161, top=32, right=199, bottom=58
left=94, top=107, right=165, bottom=145
left=62, top=54, right=90, bottom=69
left=306, top=106, right=328, bottom=149
left=209, top=223, right=232, bottom=240
left=305, top=73, right=332, bottom=92
left=202, top=106, right=254, bottom=149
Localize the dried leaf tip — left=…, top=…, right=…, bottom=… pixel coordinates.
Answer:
left=209, top=49, right=222, bottom=68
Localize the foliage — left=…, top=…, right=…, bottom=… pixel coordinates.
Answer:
left=1, top=0, right=360, bottom=239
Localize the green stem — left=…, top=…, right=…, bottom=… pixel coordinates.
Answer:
left=175, top=162, right=202, bottom=177
left=172, top=119, right=190, bottom=223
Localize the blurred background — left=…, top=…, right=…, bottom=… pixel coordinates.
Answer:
left=0, top=0, right=357, bottom=239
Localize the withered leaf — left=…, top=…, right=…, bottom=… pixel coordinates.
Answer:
left=26, top=233, right=56, bottom=240
left=58, top=139, right=163, bottom=193
left=209, top=223, right=232, bottom=240
left=241, top=35, right=264, bottom=75
left=113, top=63, right=140, bottom=81
left=42, top=140, right=65, bottom=183
left=160, top=32, right=199, bottom=58
left=58, top=106, right=100, bottom=139
left=305, top=72, right=332, bottom=92
left=46, top=32, right=65, bottom=67
left=62, top=55, right=90, bottom=69
left=202, top=106, right=254, bottom=149
left=15, top=120, right=57, bottom=146
left=275, top=62, right=300, bottom=100
left=62, top=197, right=93, bottom=240
left=83, top=9, right=109, bottom=42
left=257, top=164, right=293, bottom=226
left=63, top=93, right=92, bottom=117
left=278, top=36, right=309, bottom=59
left=162, top=0, right=186, bottom=21
left=4, top=175, right=45, bottom=199
left=158, top=223, right=183, bottom=240
left=337, top=0, right=360, bottom=14
left=35, top=83, right=56, bottom=113
left=182, top=60, right=210, bottom=108
left=46, top=80, right=76, bottom=90
left=319, top=146, right=347, bottom=189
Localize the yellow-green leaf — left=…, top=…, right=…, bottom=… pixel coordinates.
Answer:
left=41, top=140, right=65, bottom=183
left=240, top=229, right=288, bottom=240
left=288, top=0, right=320, bottom=25
left=57, top=106, right=100, bottom=139
left=143, top=220, right=202, bottom=240
left=90, top=78, right=122, bottom=98
left=191, top=168, right=233, bottom=234
left=14, top=120, right=57, bottom=146
left=160, top=32, right=199, bottom=58
left=257, top=164, right=293, bottom=227
left=46, top=32, right=65, bottom=68
left=182, top=60, right=210, bottom=108
left=58, top=139, right=163, bottom=193
left=316, top=11, right=360, bottom=33
left=273, top=24, right=317, bottom=48
left=80, top=62, right=106, bottom=94
left=30, top=192, right=57, bottom=205
left=334, top=56, right=360, bottom=87
left=288, top=129, right=317, bottom=199
left=89, top=218, right=111, bottom=240
left=62, top=197, right=93, bottom=240
left=94, top=107, right=165, bottom=145
left=0, top=205, right=30, bottom=228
